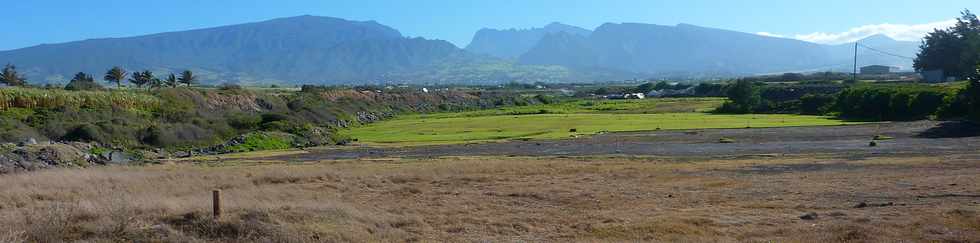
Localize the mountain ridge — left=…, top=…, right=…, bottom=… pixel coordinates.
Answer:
left=0, top=16, right=924, bottom=85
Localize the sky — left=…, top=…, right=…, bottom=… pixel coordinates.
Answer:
left=1, top=0, right=976, bottom=51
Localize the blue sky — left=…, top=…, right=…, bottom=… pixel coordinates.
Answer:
left=1, top=0, right=976, bottom=50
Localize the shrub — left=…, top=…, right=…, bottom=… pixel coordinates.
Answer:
left=0, top=118, right=45, bottom=143
left=534, top=95, right=558, bottom=104
left=835, top=84, right=955, bottom=121
left=64, top=79, right=105, bottom=91
left=142, top=123, right=218, bottom=148
left=226, top=113, right=262, bottom=130
left=224, top=132, right=293, bottom=152
left=715, top=80, right=760, bottom=114
left=799, top=94, right=836, bottom=115
left=218, top=83, right=243, bottom=91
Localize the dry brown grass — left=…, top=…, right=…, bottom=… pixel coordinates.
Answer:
left=0, top=154, right=978, bottom=242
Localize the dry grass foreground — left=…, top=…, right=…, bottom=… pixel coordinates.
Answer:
left=0, top=154, right=978, bottom=242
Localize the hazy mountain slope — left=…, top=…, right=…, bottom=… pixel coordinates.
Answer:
left=518, top=32, right=598, bottom=68
left=465, top=23, right=592, bottom=59
left=519, top=23, right=840, bottom=75
left=512, top=23, right=921, bottom=75
left=824, top=34, right=920, bottom=71
left=0, top=16, right=461, bottom=84
left=1, top=16, right=925, bottom=85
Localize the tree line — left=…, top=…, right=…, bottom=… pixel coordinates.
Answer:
left=0, top=64, right=198, bottom=91
left=916, top=9, right=980, bottom=120
left=715, top=9, right=980, bottom=121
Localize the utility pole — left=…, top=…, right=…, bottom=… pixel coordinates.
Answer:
left=853, top=42, right=859, bottom=82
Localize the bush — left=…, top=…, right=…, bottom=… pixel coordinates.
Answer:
left=226, top=113, right=262, bottom=130
left=715, top=80, right=760, bottom=114
left=835, top=85, right=955, bottom=121
left=534, top=95, right=558, bottom=104
left=0, top=118, right=45, bottom=143
left=64, top=79, right=105, bottom=91
left=142, top=123, right=217, bottom=148
left=224, top=132, right=293, bottom=152
left=219, top=83, right=243, bottom=91
left=799, top=94, right=836, bottom=115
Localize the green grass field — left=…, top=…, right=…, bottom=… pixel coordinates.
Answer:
left=342, top=98, right=861, bottom=145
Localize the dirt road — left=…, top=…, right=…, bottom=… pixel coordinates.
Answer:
left=267, top=121, right=980, bottom=161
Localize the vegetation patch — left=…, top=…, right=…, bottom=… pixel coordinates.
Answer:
left=343, top=98, right=859, bottom=145
left=873, top=135, right=895, bottom=141
left=223, top=132, right=294, bottom=153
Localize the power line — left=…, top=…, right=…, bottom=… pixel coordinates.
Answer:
left=856, top=43, right=916, bottom=60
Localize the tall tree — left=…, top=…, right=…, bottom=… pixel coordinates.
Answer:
left=915, top=9, right=980, bottom=78
left=724, top=79, right=760, bottom=113
left=0, top=64, right=27, bottom=87
left=70, top=72, right=94, bottom=83
left=128, top=70, right=154, bottom=89
left=965, top=64, right=980, bottom=120
left=178, top=70, right=196, bottom=87
left=164, top=73, right=179, bottom=88
left=148, top=75, right=163, bottom=90
left=104, top=66, right=128, bottom=88
left=65, top=72, right=104, bottom=91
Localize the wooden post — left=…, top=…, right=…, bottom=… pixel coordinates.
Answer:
left=212, top=190, right=221, bottom=219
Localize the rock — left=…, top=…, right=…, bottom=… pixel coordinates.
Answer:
left=800, top=212, right=818, bottom=220
left=108, top=151, right=134, bottom=164
left=174, top=151, right=192, bottom=158
left=854, top=202, right=869, bottom=208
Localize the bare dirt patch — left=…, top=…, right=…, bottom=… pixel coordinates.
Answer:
left=2, top=154, right=979, bottom=242
left=266, top=121, right=980, bottom=161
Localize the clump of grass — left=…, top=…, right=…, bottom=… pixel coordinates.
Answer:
left=873, top=135, right=894, bottom=141
left=0, top=87, right=161, bottom=112
left=224, top=132, right=294, bottom=153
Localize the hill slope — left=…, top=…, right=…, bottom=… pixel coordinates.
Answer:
left=516, top=23, right=919, bottom=76
left=0, top=16, right=463, bottom=84
left=465, top=23, right=592, bottom=59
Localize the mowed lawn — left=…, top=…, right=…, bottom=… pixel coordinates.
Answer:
left=343, top=98, right=861, bottom=145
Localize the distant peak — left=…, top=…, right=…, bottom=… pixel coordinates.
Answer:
left=860, top=34, right=895, bottom=42
left=545, top=22, right=569, bottom=28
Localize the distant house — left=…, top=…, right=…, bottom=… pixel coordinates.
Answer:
left=625, top=93, right=646, bottom=99
left=604, top=94, right=626, bottom=100
left=648, top=87, right=696, bottom=98
left=645, top=90, right=662, bottom=98
left=860, top=65, right=896, bottom=75
left=920, top=70, right=950, bottom=83
left=604, top=93, right=645, bottom=100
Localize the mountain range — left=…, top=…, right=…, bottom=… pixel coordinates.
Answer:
left=0, top=16, right=921, bottom=85
left=513, top=23, right=919, bottom=77
left=465, top=22, right=592, bottom=59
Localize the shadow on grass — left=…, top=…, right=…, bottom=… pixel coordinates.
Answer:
left=916, top=121, right=980, bottom=138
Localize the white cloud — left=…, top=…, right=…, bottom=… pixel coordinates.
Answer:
left=761, top=19, right=957, bottom=44
left=755, top=32, right=786, bottom=38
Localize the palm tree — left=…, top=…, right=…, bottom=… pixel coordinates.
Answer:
left=0, top=64, right=27, bottom=87
left=148, top=75, right=163, bottom=90
left=164, top=73, right=178, bottom=88
left=178, top=70, right=196, bottom=87
left=104, top=66, right=127, bottom=88
left=128, top=70, right=153, bottom=89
